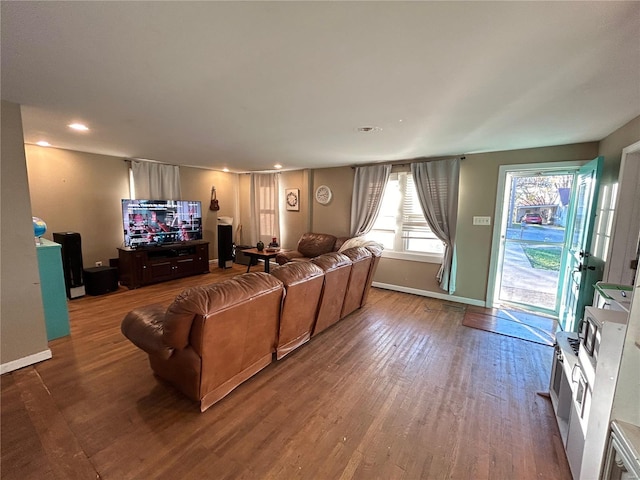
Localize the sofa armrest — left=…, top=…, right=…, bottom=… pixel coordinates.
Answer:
left=121, top=304, right=174, bottom=360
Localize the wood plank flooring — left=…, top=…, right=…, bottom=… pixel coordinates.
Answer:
left=1, top=264, right=572, bottom=479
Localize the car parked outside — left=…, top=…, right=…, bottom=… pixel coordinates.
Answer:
left=521, top=213, right=543, bottom=224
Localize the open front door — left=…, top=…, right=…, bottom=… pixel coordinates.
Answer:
left=558, top=157, right=604, bottom=332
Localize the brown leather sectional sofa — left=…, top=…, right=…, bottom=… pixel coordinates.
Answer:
left=121, top=244, right=383, bottom=412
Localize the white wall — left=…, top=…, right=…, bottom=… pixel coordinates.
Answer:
left=1, top=100, right=51, bottom=372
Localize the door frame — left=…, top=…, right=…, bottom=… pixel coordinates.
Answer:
left=486, top=160, right=589, bottom=310
left=603, top=140, right=640, bottom=284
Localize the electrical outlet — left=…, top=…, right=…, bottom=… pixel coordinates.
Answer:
left=473, top=216, right=491, bottom=226
left=95, top=261, right=103, bottom=267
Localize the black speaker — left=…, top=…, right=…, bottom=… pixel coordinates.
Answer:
left=217, top=224, right=234, bottom=268
left=53, top=232, right=85, bottom=298
left=83, top=266, right=119, bottom=296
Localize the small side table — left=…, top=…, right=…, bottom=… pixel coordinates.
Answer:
left=240, top=248, right=279, bottom=273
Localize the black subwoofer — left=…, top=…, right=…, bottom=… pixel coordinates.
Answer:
left=83, top=266, right=119, bottom=296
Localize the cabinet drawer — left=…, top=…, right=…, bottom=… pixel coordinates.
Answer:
left=146, top=260, right=173, bottom=282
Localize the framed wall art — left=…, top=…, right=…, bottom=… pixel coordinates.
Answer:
left=286, top=188, right=300, bottom=211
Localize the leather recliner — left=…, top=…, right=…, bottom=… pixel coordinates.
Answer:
left=340, top=247, right=373, bottom=319
left=270, top=261, right=325, bottom=359
left=311, top=252, right=352, bottom=336
left=361, top=245, right=383, bottom=307
left=121, top=272, right=284, bottom=412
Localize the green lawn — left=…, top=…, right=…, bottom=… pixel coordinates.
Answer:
left=522, top=246, right=562, bottom=271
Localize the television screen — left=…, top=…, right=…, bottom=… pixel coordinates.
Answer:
left=121, top=199, right=203, bottom=248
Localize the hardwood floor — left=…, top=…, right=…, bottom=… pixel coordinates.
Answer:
left=1, top=264, right=572, bottom=479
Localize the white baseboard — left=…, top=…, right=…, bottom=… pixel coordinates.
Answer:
left=1, top=349, right=52, bottom=375
left=372, top=282, right=486, bottom=307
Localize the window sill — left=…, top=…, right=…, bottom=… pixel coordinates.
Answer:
left=381, top=251, right=443, bottom=264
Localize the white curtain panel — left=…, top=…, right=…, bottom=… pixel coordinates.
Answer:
left=411, top=158, right=461, bottom=294
left=131, top=160, right=182, bottom=200
left=249, top=173, right=280, bottom=245
left=350, top=164, right=391, bottom=236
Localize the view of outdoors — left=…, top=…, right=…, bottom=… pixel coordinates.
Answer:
left=499, top=173, right=575, bottom=313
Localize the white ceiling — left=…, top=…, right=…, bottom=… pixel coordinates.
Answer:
left=2, top=2, right=639, bottom=172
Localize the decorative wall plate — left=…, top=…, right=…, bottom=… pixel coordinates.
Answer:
left=315, top=185, right=332, bottom=205
left=286, top=188, right=299, bottom=211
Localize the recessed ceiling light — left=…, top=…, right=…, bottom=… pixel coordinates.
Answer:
left=36, top=141, right=51, bottom=147
left=274, top=164, right=283, bottom=169
left=356, top=126, right=382, bottom=133
left=68, top=123, right=89, bottom=131
left=222, top=168, right=229, bottom=173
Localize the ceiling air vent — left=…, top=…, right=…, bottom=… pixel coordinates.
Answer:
left=356, top=126, right=382, bottom=133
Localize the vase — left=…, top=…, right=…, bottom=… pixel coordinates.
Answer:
left=257, top=241, right=264, bottom=251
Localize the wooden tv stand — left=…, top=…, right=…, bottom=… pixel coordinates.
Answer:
left=118, top=241, right=209, bottom=289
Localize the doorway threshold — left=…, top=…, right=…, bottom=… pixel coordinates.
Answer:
left=462, top=305, right=557, bottom=346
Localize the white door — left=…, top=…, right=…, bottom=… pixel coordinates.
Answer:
left=488, top=159, right=604, bottom=328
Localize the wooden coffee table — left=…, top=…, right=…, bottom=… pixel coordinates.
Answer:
left=240, top=248, right=280, bottom=273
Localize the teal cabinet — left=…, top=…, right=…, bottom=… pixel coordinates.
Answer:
left=36, top=239, right=70, bottom=340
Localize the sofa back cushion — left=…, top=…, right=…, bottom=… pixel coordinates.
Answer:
left=163, top=272, right=283, bottom=351
left=297, top=232, right=337, bottom=258
left=193, top=277, right=284, bottom=400
left=270, top=261, right=325, bottom=359
left=311, top=251, right=352, bottom=272
left=361, top=245, right=383, bottom=307
left=311, top=252, right=352, bottom=336
left=340, top=247, right=373, bottom=318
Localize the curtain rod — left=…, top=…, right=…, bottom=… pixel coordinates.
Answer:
left=124, top=158, right=177, bottom=166
left=351, top=155, right=466, bottom=169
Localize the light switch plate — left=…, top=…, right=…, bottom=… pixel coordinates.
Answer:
left=473, top=216, right=491, bottom=226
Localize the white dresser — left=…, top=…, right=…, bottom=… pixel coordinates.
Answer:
left=549, top=308, right=629, bottom=479
left=602, top=420, right=640, bottom=480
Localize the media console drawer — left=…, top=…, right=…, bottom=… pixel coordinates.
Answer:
left=118, top=241, right=209, bottom=289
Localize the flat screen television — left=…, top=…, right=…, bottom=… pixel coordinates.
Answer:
left=121, top=199, right=203, bottom=248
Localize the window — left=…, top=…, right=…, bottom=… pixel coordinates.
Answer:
left=257, top=184, right=278, bottom=239
left=367, top=172, right=444, bottom=262
left=592, top=182, right=618, bottom=261
left=250, top=173, right=280, bottom=244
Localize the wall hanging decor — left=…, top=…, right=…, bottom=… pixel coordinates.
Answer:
left=286, top=188, right=300, bottom=211
left=210, top=186, right=220, bottom=211
left=315, top=185, right=332, bottom=205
